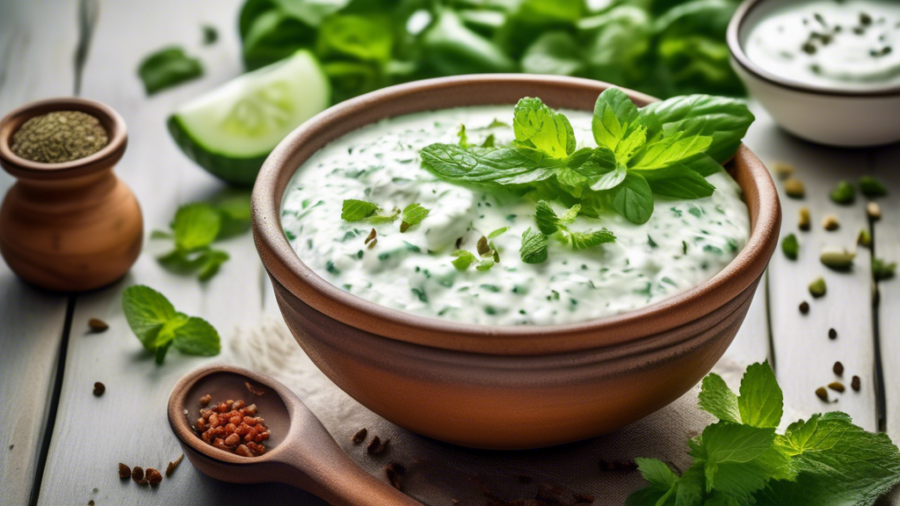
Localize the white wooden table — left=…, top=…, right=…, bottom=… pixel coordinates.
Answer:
left=0, top=1, right=897, bottom=504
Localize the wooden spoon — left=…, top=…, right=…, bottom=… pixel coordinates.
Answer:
left=167, top=364, right=422, bottom=506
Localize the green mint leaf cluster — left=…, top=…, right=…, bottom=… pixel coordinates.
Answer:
left=122, top=285, right=220, bottom=364
left=421, top=89, right=753, bottom=228
left=342, top=199, right=430, bottom=232
left=628, top=362, right=900, bottom=506
left=453, top=234, right=501, bottom=272
left=153, top=193, right=251, bottom=281
left=521, top=201, right=615, bottom=264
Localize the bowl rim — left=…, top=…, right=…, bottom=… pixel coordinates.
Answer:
left=252, top=74, right=780, bottom=355
left=727, top=0, right=900, bottom=98
left=0, top=97, right=128, bottom=180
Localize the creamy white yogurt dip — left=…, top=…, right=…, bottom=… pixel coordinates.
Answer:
left=744, top=0, right=900, bottom=89
left=281, top=106, right=749, bottom=326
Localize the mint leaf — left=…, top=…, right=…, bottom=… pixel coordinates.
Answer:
left=629, top=134, right=713, bottom=170
left=421, top=144, right=565, bottom=186
left=692, top=422, right=785, bottom=500
left=570, top=229, right=616, bottom=250
left=644, top=166, right=716, bottom=200
left=488, top=227, right=509, bottom=239
left=739, top=362, right=783, bottom=429
left=451, top=250, right=477, bottom=271
left=171, top=316, right=221, bottom=356
left=173, top=203, right=221, bottom=252
left=520, top=227, right=549, bottom=264
left=400, top=203, right=430, bottom=232
left=476, top=258, right=495, bottom=271
left=636, top=458, right=677, bottom=490
left=535, top=201, right=562, bottom=235
left=457, top=124, right=470, bottom=148
left=683, top=153, right=724, bottom=177
left=342, top=199, right=379, bottom=221
left=590, top=164, right=628, bottom=191
left=197, top=249, right=230, bottom=281
left=368, top=207, right=400, bottom=223
left=591, top=87, right=645, bottom=156
left=122, top=285, right=178, bottom=351
left=122, top=285, right=220, bottom=364
left=513, top=97, right=575, bottom=158
left=612, top=172, right=654, bottom=224
left=781, top=234, right=799, bottom=260
left=699, top=373, right=742, bottom=424
left=138, top=46, right=203, bottom=95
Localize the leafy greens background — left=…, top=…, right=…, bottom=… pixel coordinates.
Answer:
left=238, top=0, right=745, bottom=104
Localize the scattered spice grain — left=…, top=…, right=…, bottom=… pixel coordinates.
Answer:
left=351, top=428, right=368, bottom=444
left=773, top=162, right=795, bottom=179
left=385, top=462, right=405, bottom=490
left=822, top=214, right=840, bottom=231
left=829, top=328, right=838, bottom=339
left=828, top=381, right=846, bottom=393
left=858, top=229, right=872, bottom=248
left=833, top=361, right=844, bottom=375
left=809, top=277, right=827, bottom=298
left=820, top=247, right=855, bottom=270
left=11, top=111, right=109, bottom=163
left=146, top=468, right=163, bottom=486
left=798, top=206, right=811, bottom=231
left=784, top=178, right=805, bottom=198
left=118, top=463, right=131, bottom=479
left=852, top=375, right=861, bottom=392
left=88, top=318, right=109, bottom=332
left=93, top=382, right=105, bottom=397
left=868, top=202, right=882, bottom=220
left=131, top=466, right=145, bottom=484
left=799, top=301, right=810, bottom=314
left=194, top=395, right=270, bottom=457
left=89, top=501, right=94, bottom=506
left=165, top=454, right=184, bottom=477
left=367, top=436, right=390, bottom=455
left=199, top=394, right=211, bottom=407
left=815, top=387, right=829, bottom=402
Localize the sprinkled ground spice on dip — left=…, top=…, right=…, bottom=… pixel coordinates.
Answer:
left=281, top=106, right=750, bottom=326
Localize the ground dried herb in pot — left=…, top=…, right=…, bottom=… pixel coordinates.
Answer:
left=11, top=111, right=108, bottom=163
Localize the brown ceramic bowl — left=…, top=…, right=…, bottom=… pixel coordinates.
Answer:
left=252, top=75, right=780, bottom=449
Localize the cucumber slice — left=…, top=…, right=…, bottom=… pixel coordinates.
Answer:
left=168, top=50, right=330, bottom=186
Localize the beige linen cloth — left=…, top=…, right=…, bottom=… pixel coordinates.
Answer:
left=229, top=317, right=894, bottom=506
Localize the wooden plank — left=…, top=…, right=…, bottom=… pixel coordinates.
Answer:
left=871, top=145, right=900, bottom=441
left=743, top=103, right=877, bottom=429
left=33, top=1, right=322, bottom=504
left=0, top=1, right=80, bottom=504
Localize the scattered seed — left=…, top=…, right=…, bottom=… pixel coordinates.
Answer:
left=88, top=318, right=109, bottom=332
left=146, top=468, right=162, bottom=486
left=858, top=229, right=872, bottom=248
left=829, top=328, right=837, bottom=339
left=131, top=466, right=145, bottom=484
left=351, top=428, right=368, bottom=445
left=828, top=381, right=846, bottom=393
left=773, top=162, right=795, bottom=179
left=799, top=301, right=810, bottom=314
left=852, top=376, right=861, bottom=391
left=477, top=236, right=491, bottom=256
left=118, top=463, right=131, bottom=479
left=199, top=394, right=211, bottom=407
left=165, top=454, right=184, bottom=477
left=93, top=382, right=105, bottom=397
left=367, top=436, right=390, bottom=455
left=385, top=462, right=405, bottom=490
left=784, top=178, right=805, bottom=198
left=833, top=361, right=844, bottom=375
left=89, top=501, right=95, bottom=506
left=815, top=387, right=829, bottom=402
left=798, top=206, right=811, bottom=231
left=367, top=238, right=378, bottom=249
left=782, top=233, right=799, bottom=260
left=245, top=382, right=265, bottom=396
left=809, top=277, right=827, bottom=298
left=365, top=228, right=377, bottom=244
left=820, top=246, right=855, bottom=270
left=822, top=214, right=840, bottom=231
left=867, top=202, right=882, bottom=220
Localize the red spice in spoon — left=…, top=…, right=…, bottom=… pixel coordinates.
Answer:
left=194, top=395, right=270, bottom=457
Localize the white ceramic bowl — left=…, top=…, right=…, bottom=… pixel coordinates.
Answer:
left=728, top=0, right=900, bottom=147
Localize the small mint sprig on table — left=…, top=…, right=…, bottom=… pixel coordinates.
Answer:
left=122, top=285, right=221, bottom=364
left=152, top=193, right=250, bottom=281
left=627, top=362, right=900, bottom=505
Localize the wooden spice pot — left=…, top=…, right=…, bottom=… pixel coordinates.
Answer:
left=0, top=98, right=142, bottom=291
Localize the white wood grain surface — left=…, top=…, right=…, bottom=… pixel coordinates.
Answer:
left=0, top=1, right=79, bottom=504
left=872, top=145, right=900, bottom=442
left=742, top=104, right=877, bottom=429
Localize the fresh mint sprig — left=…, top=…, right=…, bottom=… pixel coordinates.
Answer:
left=628, top=362, right=900, bottom=505
left=122, top=285, right=220, bottom=364
left=522, top=201, right=615, bottom=263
